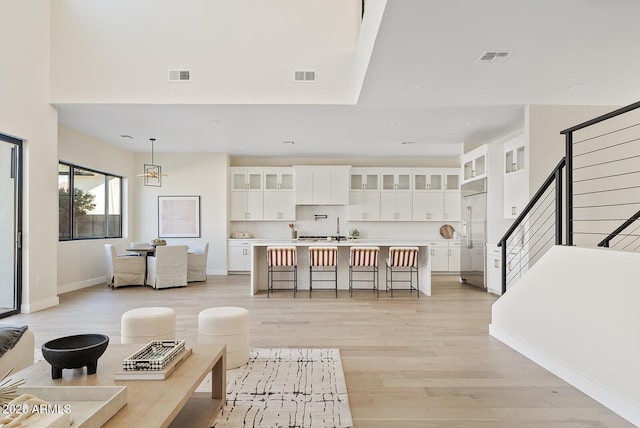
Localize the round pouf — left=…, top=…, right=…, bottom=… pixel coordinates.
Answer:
left=121, top=307, right=176, bottom=344
left=198, top=307, right=250, bottom=369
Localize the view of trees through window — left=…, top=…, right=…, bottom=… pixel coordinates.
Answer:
left=58, top=163, right=122, bottom=240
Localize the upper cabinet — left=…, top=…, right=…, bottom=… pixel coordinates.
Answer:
left=294, top=166, right=350, bottom=205
left=263, top=168, right=295, bottom=221
left=462, top=146, right=487, bottom=184
left=412, top=169, right=460, bottom=222
left=381, top=172, right=411, bottom=191
left=503, top=134, right=528, bottom=219
left=230, top=167, right=264, bottom=221
left=349, top=169, right=380, bottom=221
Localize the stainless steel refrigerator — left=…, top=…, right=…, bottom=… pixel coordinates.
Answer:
left=460, top=178, right=487, bottom=289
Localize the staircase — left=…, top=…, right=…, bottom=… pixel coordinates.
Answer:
left=491, top=101, right=640, bottom=426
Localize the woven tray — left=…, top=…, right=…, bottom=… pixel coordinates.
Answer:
left=123, top=340, right=185, bottom=371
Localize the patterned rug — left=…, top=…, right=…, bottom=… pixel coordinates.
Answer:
left=202, top=348, right=353, bottom=428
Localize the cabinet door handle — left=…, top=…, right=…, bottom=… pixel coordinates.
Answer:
left=494, top=259, right=499, bottom=268
left=512, top=206, right=516, bottom=216
left=427, top=183, right=431, bottom=190
left=512, top=162, right=517, bottom=172
left=430, top=249, right=435, bottom=256
left=508, top=261, right=512, bottom=271
left=472, top=170, right=476, bottom=177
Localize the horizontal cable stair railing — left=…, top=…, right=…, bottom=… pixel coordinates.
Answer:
left=561, top=100, right=640, bottom=247
left=597, top=209, right=640, bottom=249
left=498, top=157, right=565, bottom=294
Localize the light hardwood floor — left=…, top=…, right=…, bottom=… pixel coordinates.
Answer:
left=5, top=275, right=632, bottom=427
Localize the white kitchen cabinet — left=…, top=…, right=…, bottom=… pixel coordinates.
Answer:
left=349, top=191, right=381, bottom=221
left=462, top=146, right=487, bottom=183
left=263, top=168, right=295, bottom=221
left=413, top=169, right=460, bottom=221
left=448, top=241, right=461, bottom=272
left=413, top=192, right=444, bottom=221
left=349, top=169, right=380, bottom=221
left=380, top=192, right=412, bottom=221
left=228, top=240, right=252, bottom=272
left=294, top=166, right=350, bottom=205
left=428, top=241, right=461, bottom=272
left=230, top=168, right=264, bottom=220
left=444, top=191, right=461, bottom=221
left=503, top=134, right=528, bottom=219
left=414, top=172, right=443, bottom=191
left=428, top=242, right=449, bottom=271
left=350, top=171, right=379, bottom=191
left=486, top=245, right=502, bottom=294
left=263, top=191, right=295, bottom=221
left=381, top=173, right=411, bottom=191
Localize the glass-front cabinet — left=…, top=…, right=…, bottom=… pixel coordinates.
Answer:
left=381, top=173, right=411, bottom=191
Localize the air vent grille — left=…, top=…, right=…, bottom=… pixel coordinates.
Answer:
left=475, top=51, right=512, bottom=64
left=168, top=69, right=191, bottom=82
left=294, top=70, right=316, bottom=82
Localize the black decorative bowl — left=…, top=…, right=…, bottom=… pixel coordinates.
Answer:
left=42, top=334, right=109, bottom=379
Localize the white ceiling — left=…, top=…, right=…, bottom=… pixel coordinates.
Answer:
left=56, top=0, right=640, bottom=159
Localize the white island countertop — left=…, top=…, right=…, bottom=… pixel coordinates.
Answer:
left=249, top=240, right=437, bottom=296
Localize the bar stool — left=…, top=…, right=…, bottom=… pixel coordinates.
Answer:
left=309, top=246, right=338, bottom=297
left=349, top=246, right=380, bottom=297
left=267, top=246, right=297, bottom=297
left=385, top=247, right=419, bottom=298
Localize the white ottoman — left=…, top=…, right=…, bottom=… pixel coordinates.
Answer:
left=198, top=307, right=249, bottom=369
left=121, top=307, right=176, bottom=344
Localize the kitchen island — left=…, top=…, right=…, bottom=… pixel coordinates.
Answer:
left=250, top=240, right=432, bottom=296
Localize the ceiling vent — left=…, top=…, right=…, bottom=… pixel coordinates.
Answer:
left=168, top=69, right=191, bottom=82
left=293, top=70, right=316, bottom=82
left=475, top=51, right=512, bottom=64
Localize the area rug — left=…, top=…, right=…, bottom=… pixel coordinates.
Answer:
left=202, top=348, right=353, bottom=428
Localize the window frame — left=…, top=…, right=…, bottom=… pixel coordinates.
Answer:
left=58, top=161, right=123, bottom=241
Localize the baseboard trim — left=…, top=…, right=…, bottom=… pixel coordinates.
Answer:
left=21, top=296, right=60, bottom=313
left=489, top=324, right=640, bottom=426
left=207, top=269, right=227, bottom=276
left=58, top=276, right=107, bottom=294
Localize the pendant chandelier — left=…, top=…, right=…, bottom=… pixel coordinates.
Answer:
left=139, top=138, right=163, bottom=187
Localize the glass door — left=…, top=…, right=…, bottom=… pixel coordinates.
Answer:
left=0, top=134, right=21, bottom=318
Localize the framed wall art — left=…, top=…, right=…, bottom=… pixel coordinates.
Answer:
left=158, top=196, right=200, bottom=238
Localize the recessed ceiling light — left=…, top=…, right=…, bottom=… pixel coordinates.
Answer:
left=568, top=83, right=585, bottom=90
left=119, top=134, right=133, bottom=139
left=386, top=121, right=396, bottom=126
left=466, top=121, right=473, bottom=126
left=282, top=140, right=296, bottom=145
left=407, top=83, right=422, bottom=90
left=296, top=121, right=304, bottom=126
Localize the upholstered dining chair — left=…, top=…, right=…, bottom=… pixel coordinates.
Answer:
left=146, top=245, right=189, bottom=289
left=104, top=244, right=146, bottom=289
left=187, top=242, right=209, bottom=282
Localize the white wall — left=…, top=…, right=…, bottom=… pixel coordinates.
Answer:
left=526, top=105, right=617, bottom=193
left=134, top=153, right=229, bottom=275
left=57, top=125, right=137, bottom=292
left=491, top=245, right=640, bottom=426
left=0, top=1, right=60, bottom=313
left=50, top=0, right=361, bottom=104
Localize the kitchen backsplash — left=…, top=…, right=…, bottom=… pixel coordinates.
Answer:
left=230, top=206, right=461, bottom=240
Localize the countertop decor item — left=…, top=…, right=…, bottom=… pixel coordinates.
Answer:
left=440, top=224, right=454, bottom=239
left=41, top=334, right=109, bottom=379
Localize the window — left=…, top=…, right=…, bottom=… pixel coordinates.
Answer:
left=58, top=162, right=122, bottom=240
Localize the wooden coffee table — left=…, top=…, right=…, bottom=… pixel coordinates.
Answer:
left=14, top=343, right=226, bottom=428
